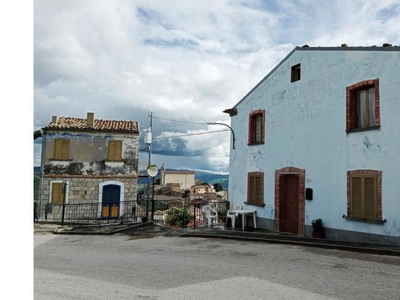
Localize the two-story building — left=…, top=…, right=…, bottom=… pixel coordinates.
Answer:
left=224, top=45, right=400, bottom=246
left=39, top=112, right=140, bottom=222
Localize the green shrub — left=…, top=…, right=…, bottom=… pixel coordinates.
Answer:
left=165, top=207, right=193, bottom=228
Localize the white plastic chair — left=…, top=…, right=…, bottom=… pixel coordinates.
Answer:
left=202, top=205, right=218, bottom=227
left=226, top=205, right=242, bottom=228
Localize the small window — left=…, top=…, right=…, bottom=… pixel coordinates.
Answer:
left=51, top=182, right=64, bottom=204
left=347, top=170, right=382, bottom=221
left=247, top=172, right=264, bottom=207
left=53, top=138, right=70, bottom=160
left=346, top=79, right=380, bottom=132
left=107, top=140, right=123, bottom=161
left=291, top=63, right=301, bottom=82
left=248, top=110, right=265, bottom=145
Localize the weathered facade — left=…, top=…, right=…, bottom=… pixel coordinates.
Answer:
left=225, top=45, right=400, bottom=245
left=39, top=112, right=140, bottom=222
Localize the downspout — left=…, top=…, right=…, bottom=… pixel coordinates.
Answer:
left=38, top=130, right=46, bottom=220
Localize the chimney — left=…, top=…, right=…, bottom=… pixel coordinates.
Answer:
left=52, top=116, right=58, bottom=124
left=87, top=112, right=94, bottom=127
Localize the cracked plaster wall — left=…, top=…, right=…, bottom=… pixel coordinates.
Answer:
left=228, top=49, right=400, bottom=241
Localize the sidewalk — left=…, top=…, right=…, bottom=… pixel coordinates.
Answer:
left=34, top=221, right=400, bottom=257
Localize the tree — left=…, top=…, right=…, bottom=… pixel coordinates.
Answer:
left=165, top=207, right=193, bottom=228
left=214, top=183, right=223, bottom=192
left=34, top=130, right=42, bottom=140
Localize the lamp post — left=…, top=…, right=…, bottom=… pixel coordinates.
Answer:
left=207, top=122, right=235, bottom=149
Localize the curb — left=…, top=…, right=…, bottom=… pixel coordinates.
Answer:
left=180, top=233, right=400, bottom=257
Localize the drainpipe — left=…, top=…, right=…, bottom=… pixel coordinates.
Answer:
left=38, top=131, right=46, bottom=220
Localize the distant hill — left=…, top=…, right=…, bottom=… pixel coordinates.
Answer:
left=138, top=169, right=229, bottom=190
left=194, top=171, right=229, bottom=190
left=34, top=167, right=229, bottom=190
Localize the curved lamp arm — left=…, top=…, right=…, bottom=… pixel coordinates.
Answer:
left=207, top=122, right=236, bottom=149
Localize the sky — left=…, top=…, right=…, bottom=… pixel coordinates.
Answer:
left=2, top=1, right=399, bottom=296
left=31, top=0, right=400, bottom=173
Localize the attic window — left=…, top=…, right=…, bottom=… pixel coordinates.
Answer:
left=291, top=64, right=301, bottom=82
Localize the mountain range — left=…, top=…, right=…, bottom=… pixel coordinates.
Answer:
left=34, top=167, right=229, bottom=190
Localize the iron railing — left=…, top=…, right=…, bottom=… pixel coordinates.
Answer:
left=37, top=200, right=230, bottom=228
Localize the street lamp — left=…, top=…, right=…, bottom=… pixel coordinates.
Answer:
left=207, top=122, right=236, bottom=149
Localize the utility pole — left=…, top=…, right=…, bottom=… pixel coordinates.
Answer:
left=145, top=112, right=153, bottom=218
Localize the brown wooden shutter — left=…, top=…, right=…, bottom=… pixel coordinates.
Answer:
left=54, top=139, right=63, bottom=159
left=364, top=177, right=376, bottom=219
left=247, top=172, right=264, bottom=206
left=248, top=175, right=255, bottom=203
left=54, top=139, right=69, bottom=160
left=351, top=176, right=362, bottom=218
left=255, top=175, right=262, bottom=205
left=61, top=139, right=70, bottom=159
left=51, top=182, right=63, bottom=204
left=108, top=141, right=123, bottom=161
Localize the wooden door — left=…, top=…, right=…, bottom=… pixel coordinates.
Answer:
left=279, top=174, right=299, bottom=233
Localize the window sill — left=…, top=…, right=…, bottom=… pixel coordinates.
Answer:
left=244, top=202, right=265, bottom=207
left=342, top=215, right=386, bottom=224
left=345, top=125, right=380, bottom=134
left=247, top=142, right=265, bottom=146
left=49, top=158, right=72, bottom=162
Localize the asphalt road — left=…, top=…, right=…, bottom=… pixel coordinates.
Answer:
left=34, top=233, right=400, bottom=300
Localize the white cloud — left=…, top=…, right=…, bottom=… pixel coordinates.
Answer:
left=34, top=0, right=400, bottom=172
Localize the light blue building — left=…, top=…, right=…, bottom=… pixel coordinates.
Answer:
left=225, top=45, right=400, bottom=245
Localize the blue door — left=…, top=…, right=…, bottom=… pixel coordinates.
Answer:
left=102, top=184, right=121, bottom=219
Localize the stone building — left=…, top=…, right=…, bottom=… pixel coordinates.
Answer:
left=39, top=112, right=140, bottom=222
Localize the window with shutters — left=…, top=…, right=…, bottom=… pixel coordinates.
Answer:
left=107, top=140, right=123, bottom=161
left=246, top=172, right=264, bottom=207
left=347, top=170, right=382, bottom=221
left=53, top=138, right=70, bottom=160
left=51, top=182, right=64, bottom=205
left=248, top=110, right=265, bottom=145
left=346, top=79, right=380, bottom=132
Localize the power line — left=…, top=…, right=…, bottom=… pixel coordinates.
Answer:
left=152, top=115, right=207, bottom=125
left=152, top=129, right=229, bottom=140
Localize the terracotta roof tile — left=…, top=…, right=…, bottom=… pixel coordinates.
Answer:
left=43, top=116, right=139, bottom=133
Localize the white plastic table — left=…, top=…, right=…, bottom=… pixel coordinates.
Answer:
left=231, top=209, right=257, bottom=231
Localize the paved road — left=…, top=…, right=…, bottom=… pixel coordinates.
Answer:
left=34, top=233, right=400, bottom=300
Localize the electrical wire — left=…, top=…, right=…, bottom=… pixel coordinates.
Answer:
left=152, top=129, right=229, bottom=140
left=152, top=115, right=208, bottom=125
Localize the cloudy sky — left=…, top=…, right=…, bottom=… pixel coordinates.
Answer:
left=31, top=0, right=400, bottom=173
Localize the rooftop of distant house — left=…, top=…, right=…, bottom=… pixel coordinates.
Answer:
left=42, top=112, right=139, bottom=133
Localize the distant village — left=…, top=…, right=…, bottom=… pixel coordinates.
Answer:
left=137, top=165, right=228, bottom=224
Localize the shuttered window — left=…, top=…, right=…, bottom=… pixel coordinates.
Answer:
left=248, top=110, right=265, bottom=145
left=107, top=140, right=123, bottom=161
left=348, top=170, right=381, bottom=221
left=53, top=138, right=70, bottom=160
left=247, top=172, right=264, bottom=206
left=51, top=182, right=63, bottom=204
